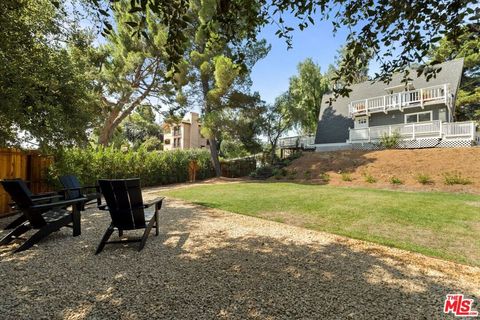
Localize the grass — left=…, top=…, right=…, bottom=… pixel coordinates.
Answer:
left=416, top=173, right=434, bottom=185
left=341, top=172, right=353, bottom=182
left=443, top=171, right=472, bottom=185
left=363, top=173, right=377, bottom=183
left=164, top=182, right=480, bottom=266
left=389, top=176, right=403, bottom=185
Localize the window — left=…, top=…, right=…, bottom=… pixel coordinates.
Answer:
left=404, top=111, right=432, bottom=124
left=164, top=139, right=170, bottom=145
left=354, top=116, right=368, bottom=129
left=173, top=126, right=181, bottom=136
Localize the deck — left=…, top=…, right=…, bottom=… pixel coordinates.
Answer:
left=349, top=84, right=451, bottom=117
left=349, top=120, right=477, bottom=142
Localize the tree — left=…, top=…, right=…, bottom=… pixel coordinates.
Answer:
left=261, top=93, right=295, bottom=163
left=122, top=105, right=163, bottom=149
left=326, top=46, right=370, bottom=87
left=96, top=1, right=177, bottom=146
left=0, top=0, right=99, bottom=149
left=176, top=6, right=269, bottom=176
left=88, top=0, right=477, bottom=99
left=288, top=59, right=329, bottom=134
left=429, top=28, right=480, bottom=121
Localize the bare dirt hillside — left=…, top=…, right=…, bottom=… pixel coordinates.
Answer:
left=280, top=148, right=480, bottom=194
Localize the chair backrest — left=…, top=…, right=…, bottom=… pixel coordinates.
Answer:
left=98, top=179, right=146, bottom=230
left=1, top=179, right=46, bottom=227
left=59, top=175, right=82, bottom=199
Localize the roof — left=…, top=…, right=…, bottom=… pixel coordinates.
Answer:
left=315, top=59, right=464, bottom=144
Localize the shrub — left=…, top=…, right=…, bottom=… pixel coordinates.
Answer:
left=250, top=165, right=274, bottom=179
left=443, top=171, right=472, bottom=185
left=46, top=147, right=214, bottom=188
left=379, top=131, right=402, bottom=149
left=319, top=172, right=330, bottom=182
left=304, top=170, right=312, bottom=180
left=390, top=176, right=403, bottom=185
left=364, top=173, right=377, bottom=183
left=415, top=173, right=434, bottom=185
left=220, top=157, right=256, bottom=178
left=286, top=169, right=298, bottom=180
left=341, top=172, right=353, bottom=182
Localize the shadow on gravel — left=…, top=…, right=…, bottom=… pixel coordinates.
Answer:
left=0, top=201, right=477, bottom=319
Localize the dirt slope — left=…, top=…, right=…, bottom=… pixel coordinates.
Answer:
left=282, top=148, right=480, bottom=194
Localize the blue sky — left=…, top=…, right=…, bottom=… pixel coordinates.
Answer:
left=250, top=14, right=381, bottom=104
left=251, top=16, right=348, bottom=104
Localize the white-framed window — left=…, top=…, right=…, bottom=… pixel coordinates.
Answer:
left=354, top=116, right=368, bottom=129
left=404, top=111, right=432, bottom=124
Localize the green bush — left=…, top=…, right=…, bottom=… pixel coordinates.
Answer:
left=443, top=171, right=472, bottom=185
left=304, top=170, right=312, bottom=180
left=319, top=172, right=330, bottom=182
left=341, top=172, right=353, bottom=182
left=379, top=131, right=402, bottom=149
left=249, top=165, right=274, bottom=179
left=364, top=173, right=377, bottom=183
left=390, top=176, right=403, bottom=185
left=46, top=147, right=214, bottom=187
left=220, top=157, right=256, bottom=178
left=415, top=173, right=434, bottom=185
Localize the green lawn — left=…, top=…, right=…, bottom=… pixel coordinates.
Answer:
left=164, top=182, right=480, bottom=266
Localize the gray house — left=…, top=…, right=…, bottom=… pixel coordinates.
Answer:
left=313, top=59, right=478, bottom=150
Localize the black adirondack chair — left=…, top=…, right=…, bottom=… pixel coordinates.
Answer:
left=96, top=179, right=163, bottom=254
left=4, top=179, right=64, bottom=230
left=0, top=180, right=86, bottom=253
left=59, top=175, right=102, bottom=209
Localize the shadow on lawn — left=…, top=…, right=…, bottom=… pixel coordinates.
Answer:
left=0, top=200, right=477, bottom=319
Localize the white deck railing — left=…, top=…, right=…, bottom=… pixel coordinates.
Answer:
left=349, top=84, right=451, bottom=116
left=349, top=121, right=477, bottom=142
left=278, top=135, right=315, bottom=148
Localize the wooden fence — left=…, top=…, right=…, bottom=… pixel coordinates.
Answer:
left=0, top=149, right=53, bottom=217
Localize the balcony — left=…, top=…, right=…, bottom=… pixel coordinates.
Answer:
left=278, top=135, right=315, bottom=149
left=349, top=120, right=477, bottom=142
left=349, top=84, right=451, bottom=117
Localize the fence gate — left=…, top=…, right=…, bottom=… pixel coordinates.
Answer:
left=0, top=149, right=53, bottom=217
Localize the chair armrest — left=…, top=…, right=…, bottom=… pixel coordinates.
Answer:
left=98, top=204, right=109, bottom=211
left=31, top=194, right=64, bottom=202
left=31, top=191, right=58, bottom=198
left=82, top=185, right=99, bottom=189
left=31, top=198, right=87, bottom=210
left=144, top=197, right=165, bottom=208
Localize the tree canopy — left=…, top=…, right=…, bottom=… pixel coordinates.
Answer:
left=288, top=59, right=329, bottom=134
left=0, top=0, right=99, bottom=149
left=88, top=0, right=478, bottom=98
left=430, top=27, right=480, bottom=121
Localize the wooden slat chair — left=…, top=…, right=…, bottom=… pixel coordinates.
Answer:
left=0, top=180, right=86, bottom=253
left=4, top=179, right=64, bottom=230
left=95, top=179, right=164, bottom=254
left=59, top=175, right=102, bottom=210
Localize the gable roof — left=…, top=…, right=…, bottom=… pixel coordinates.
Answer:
left=320, top=58, right=464, bottom=118
left=314, top=59, right=464, bottom=144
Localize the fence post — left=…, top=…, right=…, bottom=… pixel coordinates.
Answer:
left=368, top=127, right=371, bottom=142
left=420, top=89, right=424, bottom=109
left=439, top=121, right=443, bottom=138
left=412, top=123, right=416, bottom=140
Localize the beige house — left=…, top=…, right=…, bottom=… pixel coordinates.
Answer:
left=163, top=112, right=209, bottom=151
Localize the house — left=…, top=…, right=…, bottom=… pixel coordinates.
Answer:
left=311, top=58, right=478, bottom=151
left=163, top=112, right=209, bottom=151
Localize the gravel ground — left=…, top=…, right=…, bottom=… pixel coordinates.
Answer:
left=0, top=187, right=479, bottom=320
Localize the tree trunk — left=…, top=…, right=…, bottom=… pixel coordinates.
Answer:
left=208, top=136, right=222, bottom=177
left=98, top=109, right=120, bottom=146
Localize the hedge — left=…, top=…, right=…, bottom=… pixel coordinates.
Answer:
left=46, top=147, right=215, bottom=187
left=220, top=157, right=257, bottom=178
